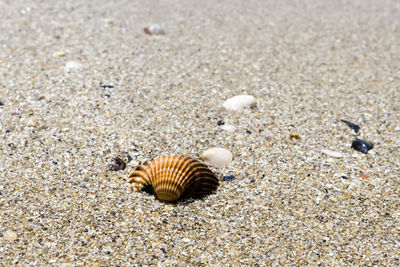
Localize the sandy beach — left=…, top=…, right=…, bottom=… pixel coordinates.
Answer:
left=1, top=0, right=399, bottom=265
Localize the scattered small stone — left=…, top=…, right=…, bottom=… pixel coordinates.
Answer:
left=217, top=120, right=225, bottom=126
left=351, top=138, right=374, bottom=154
left=222, top=95, right=256, bottom=111
left=53, top=50, right=66, bottom=57
left=100, top=83, right=114, bottom=89
left=246, top=129, right=252, bottom=134
left=104, top=18, right=114, bottom=24
left=289, top=133, right=300, bottom=139
left=360, top=174, right=368, bottom=179
left=321, top=149, right=343, bottom=158
left=4, top=230, right=17, bottom=241
left=64, top=61, right=83, bottom=72
left=0, top=100, right=4, bottom=106
left=108, top=157, right=126, bottom=171
left=221, top=124, right=236, bottom=133
left=341, top=119, right=361, bottom=133
left=201, top=147, right=233, bottom=168
left=341, top=175, right=348, bottom=179
left=222, top=175, right=235, bottom=181
left=144, top=24, right=166, bottom=35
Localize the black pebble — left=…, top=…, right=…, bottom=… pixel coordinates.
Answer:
left=246, top=129, right=252, bottom=134
left=0, top=101, right=4, bottom=106
left=160, top=248, right=167, bottom=254
left=222, top=175, right=235, bottom=181
left=351, top=138, right=374, bottom=154
left=217, top=120, right=224, bottom=126
left=341, top=119, right=361, bottom=133
left=100, top=83, right=114, bottom=89
left=108, top=157, right=126, bottom=171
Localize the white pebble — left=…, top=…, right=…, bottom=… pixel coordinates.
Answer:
left=4, top=230, right=17, bottom=241
left=201, top=147, right=233, bottom=168
left=53, top=50, right=66, bottom=57
left=321, top=149, right=343, bottom=158
left=222, top=95, right=256, bottom=111
left=64, top=61, right=83, bottom=72
left=145, top=24, right=166, bottom=35
left=220, top=124, right=236, bottom=133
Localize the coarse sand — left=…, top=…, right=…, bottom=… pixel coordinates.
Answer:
left=0, top=0, right=399, bottom=265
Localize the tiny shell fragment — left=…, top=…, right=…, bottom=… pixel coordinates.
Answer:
left=4, top=230, right=17, bottom=241
left=108, top=157, right=126, bottom=171
left=341, top=119, right=361, bottom=133
left=221, top=124, right=236, bottom=133
left=321, top=149, right=343, bottom=158
left=201, top=147, right=233, bottom=168
left=222, top=95, right=256, bottom=111
left=53, top=50, right=66, bottom=57
left=64, top=61, right=83, bottom=72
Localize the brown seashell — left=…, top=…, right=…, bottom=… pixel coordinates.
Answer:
left=128, top=155, right=219, bottom=202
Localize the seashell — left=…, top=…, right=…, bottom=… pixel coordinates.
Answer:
left=201, top=147, right=233, bottom=168
left=128, top=155, right=219, bottom=202
left=222, top=95, right=256, bottom=111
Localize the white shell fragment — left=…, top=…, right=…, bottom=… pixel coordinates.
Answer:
left=4, top=230, right=17, bottom=241
left=53, top=50, right=66, bottom=57
left=321, top=149, right=343, bottom=158
left=222, top=95, right=256, bottom=111
left=201, top=147, right=233, bottom=168
left=221, top=124, right=236, bottom=133
left=64, top=61, right=83, bottom=72
left=144, top=24, right=166, bottom=35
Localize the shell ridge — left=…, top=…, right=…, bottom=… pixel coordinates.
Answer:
left=153, top=156, right=182, bottom=201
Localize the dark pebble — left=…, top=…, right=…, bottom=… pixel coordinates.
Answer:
left=104, top=94, right=111, bottom=98
left=341, top=175, right=348, bottom=179
left=100, top=83, right=114, bottom=89
left=341, top=119, right=361, bottom=133
left=144, top=27, right=152, bottom=35
left=108, top=157, right=126, bottom=171
left=246, top=129, right=252, bottom=134
left=160, top=248, right=167, bottom=254
left=222, top=175, right=235, bottom=181
left=351, top=138, right=374, bottom=154
left=217, top=120, right=225, bottom=126
left=0, top=101, right=4, bottom=106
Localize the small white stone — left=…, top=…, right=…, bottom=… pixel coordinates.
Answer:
left=145, top=24, right=166, bottom=35
left=103, top=18, right=114, bottom=24
left=321, top=149, right=343, bottom=158
left=64, top=61, right=83, bottom=72
left=220, top=124, right=236, bottom=133
left=201, top=147, right=233, bottom=168
left=4, top=230, right=17, bottom=241
left=53, top=50, right=66, bottom=57
left=222, top=95, right=256, bottom=111
left=182, top=238, right=190, bottom=243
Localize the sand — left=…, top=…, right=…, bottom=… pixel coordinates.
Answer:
left=0, top=0, right=399, bottom=265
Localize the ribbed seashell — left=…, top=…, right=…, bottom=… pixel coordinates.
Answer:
left=128, top=155, right=219, bottom=202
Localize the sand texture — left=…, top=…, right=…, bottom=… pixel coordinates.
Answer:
left=0, top=0, right=399, bottom=265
